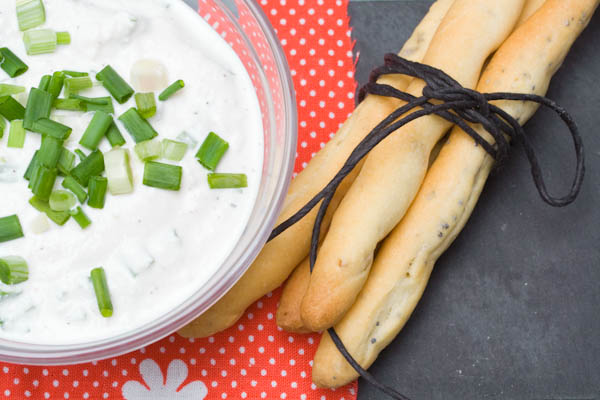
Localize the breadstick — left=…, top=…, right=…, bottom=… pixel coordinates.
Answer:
left=275, top=0, right=455, bottom=334
left=301, top=0, right=526, bottom=332
left=177, top=0, right=456, bottom=338
left=313, top=0, right=598, bottom=387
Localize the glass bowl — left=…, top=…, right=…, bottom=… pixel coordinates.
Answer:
left=0, top=0, right=297, bottom=365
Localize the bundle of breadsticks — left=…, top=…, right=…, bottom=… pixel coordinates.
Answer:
left=180, top=0, right=597, bottom=389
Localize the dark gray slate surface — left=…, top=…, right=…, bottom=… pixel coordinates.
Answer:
left=348, top=2, right=600, bottom=400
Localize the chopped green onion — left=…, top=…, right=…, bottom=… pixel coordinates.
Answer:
left=207, top=173, right=247, bottom=189
left=70, top=149, right=104, bottom=187
left=118, top=108, right=158, bottom=143
left=104, top=148, right=133, bottom=195
left=90, top=267, right=113, bottom=317
left=134, top=92, right=156, bottom=119
left=61, top=176, right=87, bottom=203
left=64, top=76, right=93, bottom=96
left=57, top=148, right=76, bottom=175
left=134, top=138, right=161, bottom=161
left=62, top=70, right=88, bottom=77
left=16, top=0, right=45, bottom=31
left=31, top=118, right=72, bottom=140
left=23, top=29, right=57, bottom=55
left=23, top=151, right=39, bottom=180
left=29, top=164, right=57, bottom=201
left=143, top=161, right=182, bottom=191
left=176, top=131, right=198, bottom=148
left=56, top=32, right=70, bottom=45
left=69, top=94, right=114, bottom=113
left=70, top=206, right=91, bottom=229
left=47, top=71, right=65, bottom=99
left=38, top=75, right=51, bottom=91
left=106, top=121, right=125, bottom=147
left=29, top=196, right=70, bottom=225
left=53, top=98, right=86, bottom=111
left=49, top=190, right=76, bottom=212
left=88, top=176, right=108, bottom=209
left=0, top=84, right=26, bottom=97
left=0, top=215, right=24, bottom=243
left=23, top=88, right=52, bottom=129
left=0, top=48, right=28, bottom=78
left=0, top=116, right=5, bottom=139
left=74, top=149, right=87, bottom=161
left=96, top=65, right=134, bottom=104
left=37, top=135, right=63, bottom=168
left=161, top=139, right=188, bottom=161
left=158, top=80, right=185, bottom=101
left=196, top=132, right=229, bottom=171
left=0, top=96, right=26, bottom=121
left=79, top=110, right=112, bottom=150
left=7, top=120, right=26, bottom=148
left=0, top=257, right=28, bottom=285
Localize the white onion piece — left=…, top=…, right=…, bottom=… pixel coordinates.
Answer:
left=105, top=148, right=134, bottom=195
left=130, top=59, right=168, bottom=92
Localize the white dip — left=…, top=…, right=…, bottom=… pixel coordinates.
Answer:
left=0, top=0, right=263, bottom=344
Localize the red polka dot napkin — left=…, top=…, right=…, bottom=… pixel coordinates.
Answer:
left=0, top=1, right=358, bottom=398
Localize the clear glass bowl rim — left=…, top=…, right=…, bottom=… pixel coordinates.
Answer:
left=0, top=0, right=297, bottom=365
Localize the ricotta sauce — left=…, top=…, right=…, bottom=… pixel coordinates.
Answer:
left=0, top=0, right=263, bottom=344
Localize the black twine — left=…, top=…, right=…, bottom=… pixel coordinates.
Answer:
left=267, top=53, right=585, bottom=400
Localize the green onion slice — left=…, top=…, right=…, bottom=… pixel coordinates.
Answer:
left=38, top=75, right=51, bottom=91
left=70, top=206, right=91, bottom=229
left=161, top=139, right=188, bottom=161
left=7, top=120, right=26, bottom=148
left=62, top=70, right=88, bottom=77
left=47, top=71, right=66, bottom=99
left=23, top=151, right=39, bottom=181
left=53, top=98, right=86, bottom=111
left=88, top=176, right=108, bottom=209
left=134, top=138, right=161, bottom=161
left=207, top=173, right=248, bottom=189
left=37, top=135, right=63, bottom=168
left=0, top=96, right=26, bottom=121
left=69, top=94, right=114, bottom=114
left=143, top=161, right=182, bottom=191
left=158, top=80, right=185, bottom=101
left=70, top=149, right=104, bottom=187
left=29, top=196, right=70, bottom=225
left=31, top=118, right=72, bottom=140
left=106, top=121, right=126, bottom=147
left=74, top=149, right=87, bottom=161
left=0, top=84, right=26, bottom=97
left=96, top=65, right=134, bottom=104
left=64, top=76, right=93, bottom=96
left=134, top=92, right=156, bottom=119
left=29, top=164, right=57, bottom=201
left=16, top=0, right=45, bottom=31
left=105, top=148, right=133, bottom=195
left=49, top=190, right=76, bottom=212
left=0, top=48, right=28, bottom=78
left=90, top=267, right=113, bottom=317
left=57, top=148, right=76, bottom=175
left=61, top=176, right=87, bottom=203
left=0, top=116, right=5, bottom=139
left=79, top=110, right=112, bottom=150
left=118, top=108, right=158, bottom=143
left=56, top=32, right=70, bottom=45
left=23, top=29, right=57, bottom=55
left=0, top=256, right=29, bottom=285
left=23, top=88, right=52, bottom=129
left=0, top=215, right=24, bottom=243
left=196, top=132, right=229, bottom=171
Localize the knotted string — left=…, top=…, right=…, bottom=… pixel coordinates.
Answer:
left=267, top=54, right=585, bottom=399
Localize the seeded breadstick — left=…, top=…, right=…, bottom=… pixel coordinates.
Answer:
left=301, top=0, right=526, bottom=332
left=177, top=0, right=456, bottom=338
left=312, top=0, right=598, bottom=387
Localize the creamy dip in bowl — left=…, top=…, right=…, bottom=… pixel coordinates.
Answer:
left=0, top=0, right=296, bottom=364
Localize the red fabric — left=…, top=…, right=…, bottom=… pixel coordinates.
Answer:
left=0, top=1, right=358, bottom=398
